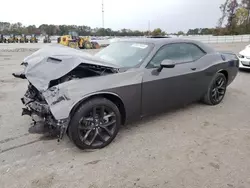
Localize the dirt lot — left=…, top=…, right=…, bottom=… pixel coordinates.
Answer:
left=0, top=42, right=250, bottom=188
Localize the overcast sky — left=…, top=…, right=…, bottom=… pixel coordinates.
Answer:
left=1, top=0, right=225, bottom=33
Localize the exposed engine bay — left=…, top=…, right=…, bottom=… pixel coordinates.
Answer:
left=14, top=63, right=119, bottom=139
left=49, top=63, right=118, bottom=88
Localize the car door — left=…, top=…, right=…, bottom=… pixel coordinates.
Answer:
left=141, top=42, right=206, bottom=117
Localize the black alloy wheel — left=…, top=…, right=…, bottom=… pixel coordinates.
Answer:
left=202, top=72, right=227, bottom=105
left=210, top=75, right=227, bottom=104
left=68, top=98, right=121, bottom=149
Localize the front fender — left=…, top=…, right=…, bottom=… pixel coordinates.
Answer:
left=42, top=69, right=143, bottom=120
left=69, top=91, right=124, bottom=116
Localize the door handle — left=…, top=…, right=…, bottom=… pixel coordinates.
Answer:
left=191, top=68, right=196, bottom=71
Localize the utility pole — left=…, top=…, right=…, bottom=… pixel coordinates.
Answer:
left=102, top=0, right=104, bottom=28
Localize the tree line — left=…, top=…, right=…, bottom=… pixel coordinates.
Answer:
left=214, top=0, right=250, bottom=35
left=180, top=0, right=250, bottom=36
left=170, top=0, right=250, bottom=36
left=0, top=21, right=219, bottom=36
left=1, top=1, right=250, bottom=37
left=0, top=22, right=168, bottom=36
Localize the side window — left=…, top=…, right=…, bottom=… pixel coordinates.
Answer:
left=187, top=43, right=206, bottom=60
left=147, top=43, right=205, bottom=68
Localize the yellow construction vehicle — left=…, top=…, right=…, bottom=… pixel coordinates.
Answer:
left=0, top=34, right=7, bottom=43
left=58, top=31, right=100, bottom=49
left=30, top=34, right=38, bottom=43
left=7, top=34, right=19, bottom=43
left=19, top=34, right=29, bottom=43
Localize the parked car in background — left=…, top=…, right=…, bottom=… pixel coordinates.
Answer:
left=238, top=44, right=250, bottom=69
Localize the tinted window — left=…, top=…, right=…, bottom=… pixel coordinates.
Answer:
left=148, top=43, right=205, bottom=68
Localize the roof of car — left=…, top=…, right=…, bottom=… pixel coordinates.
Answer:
left=118, top=37, right=215, bottom=53
left=119, top=37, right=198, bottom=45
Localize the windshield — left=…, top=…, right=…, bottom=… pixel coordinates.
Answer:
left=94, top=41, right=153, bottom=67
left=69, top=31, right=79, bottom=37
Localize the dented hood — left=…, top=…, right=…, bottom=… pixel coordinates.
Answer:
left=22, top=44, right=120, bottom=91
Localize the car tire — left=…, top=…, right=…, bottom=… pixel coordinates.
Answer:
left=68, top=97, right=121, bottom=150
left=202, top=72, right=227, bottom=105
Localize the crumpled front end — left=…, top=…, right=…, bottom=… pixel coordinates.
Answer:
left=21, top=83, right=69, bottom=139
left=13, top=44, right=121, bottom=139
left=13, top=44, right=145, bottom=143
left=16, top=66, right=141, bottom=140
left=16, top=66, right=143, bottom=142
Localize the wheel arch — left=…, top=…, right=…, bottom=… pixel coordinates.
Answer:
left=69, top=92, right=127, bottom=125
left=217, top=69, right=228, bottom=82
left=217, top=69, right=229, bottom=85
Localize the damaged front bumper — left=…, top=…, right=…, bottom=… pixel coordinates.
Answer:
left=21, top=95, right=50, bottom=115
left=21, top=84, right=70, bottom=140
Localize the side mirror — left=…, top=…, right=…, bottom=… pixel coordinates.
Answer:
left=157, top=59, right=175, bottom=72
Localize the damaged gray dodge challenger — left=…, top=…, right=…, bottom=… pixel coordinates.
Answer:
left=13, top=38, right=239, bottom=150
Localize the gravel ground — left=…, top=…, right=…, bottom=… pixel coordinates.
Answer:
left=0, top=42, right=250, bottom=188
